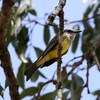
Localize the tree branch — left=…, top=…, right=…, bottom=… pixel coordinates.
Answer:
left=35, top=80, right=57, bottom=100
left=65, top=13, right=100, bottom=25
left=47, top=0, right=66, bottom=25
left=0, top=1, right=20, bottom=100
left=57, top=10, right=64, bottom=100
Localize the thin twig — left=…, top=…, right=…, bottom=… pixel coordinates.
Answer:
left=67, top=57, right=84, bottom=77
left=64, top=13, right=100, bottom=25
left=65, top=56, right=82, bottom=67
left=35, top=80, right=57, bottom=100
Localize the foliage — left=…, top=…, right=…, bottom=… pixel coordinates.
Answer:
left=0, top=0, right=100, bottom=100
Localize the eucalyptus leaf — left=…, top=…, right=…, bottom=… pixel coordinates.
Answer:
left=17, top=63, right=26, bottom=89
left=34, top=47, right=43, bottom=58
left=31, top=70, right=47, bottom=82
left=39, top=91, right=57, bottom=100
left=92, top=90, right=100, bottom=95
left=53, top=24, right=59, bottom=34
left=20, top=87, right=38, bottom=99
left=0, top=85, right=4, bottom=98
left=28, top=9, right=37, bottom=16
left=44, top=26, right=50, bottom=45
left=72, top=33, right=80, bottom=53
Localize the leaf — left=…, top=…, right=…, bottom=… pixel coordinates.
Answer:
left=39, top=91, right=57, bottom=100
left=30, top=70, right=39, bottom=82
left=27, top=3, right=37, bottom=16
left=94, top=16, right=100, bottom=31
left=34, top=47, right=43, bottom=58
left=94, top=3, right=100, bottom=14
left=72, top=73, right=84, bottom=89
left=31, top=70, right=47, bottom=82
left=17, top=63, right=26, bottom=89
left=83, top=4, right=94, bottom=18
left=53, top=24, right=59, bottom=34
left=62, top=80, right=72, bottom=89
left=16, top=26, right=28, bottom=56
left=0, top=85, right=4, bottom=98
left=61, top=67, right=67, bottom=78
left=28, top=9, right=37, bottom=16
left=38, top=82, right=44, bottom=87
left=81, top=22, right=94, bottom=53
left=5, top=80, right=8, bottom=89
left=39, top=71, right=47, bottom=79
left=43, top=26, right=50, bottom=45
left=92, top=90, right=100, bottom=95
left=20, top=87, right=38, bottom=99
left=17, top=27, right=28, bottom=44
left=70, top=73, right=84, bottom=100
left=62, top=91, right=69, bottom=100
left=72, top=33, right=80, bottom=53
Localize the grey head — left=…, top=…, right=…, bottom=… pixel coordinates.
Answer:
left=64, top=28, right=81, bottom=41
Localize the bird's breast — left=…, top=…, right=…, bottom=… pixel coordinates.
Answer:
left=61, top=38, right=71, bottom=54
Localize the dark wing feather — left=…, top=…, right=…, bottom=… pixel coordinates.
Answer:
left=41, top=35, right=58, bottom=58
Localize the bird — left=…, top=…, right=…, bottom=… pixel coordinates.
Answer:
left=24, top=28, right=81, bottom=81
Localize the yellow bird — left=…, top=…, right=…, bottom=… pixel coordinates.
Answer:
left=24, top=28, right=81, bottom=81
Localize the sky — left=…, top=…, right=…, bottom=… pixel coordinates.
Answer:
left=0, top=0, right=100, bottom=100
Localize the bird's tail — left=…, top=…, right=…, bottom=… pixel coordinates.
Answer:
left=24, top=63, right=38, bottom=81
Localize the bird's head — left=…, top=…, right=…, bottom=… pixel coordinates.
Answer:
left=64, top=28, right=81, bottom=41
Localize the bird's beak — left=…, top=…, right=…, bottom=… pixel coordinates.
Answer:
left=73, top=30, right=81, bottom=33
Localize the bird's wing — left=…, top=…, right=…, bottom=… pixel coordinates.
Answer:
left=41, top=35, right=58, bottom=58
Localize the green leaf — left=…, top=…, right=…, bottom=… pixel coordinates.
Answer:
left=72, top=33, right=80, bottom=53
left=92, top=90, right=100, bottom=95
left=39, top=91, right=57, bottom=100
left=28, top=9, right=37, bottom=16
left=61, top=67, right=67, bottom=78
left=34, top=47, right=43, bottom=58
left=62, top=91, right=69, bottom=100
left=17, top=27, right=28, bottom=44
left=44, top=26, right=50, bottom=45
left=53, top=24, right=59, bottom=34
left=15, top=26, right=28, bottom=56
left=70, top=73, right=84, bottom=100
left=31, top=70, right=47, bottom=82
left=30, top=70, right=39, bottom=82
left=27, top=3, right=37, bottom=16
left=62, top=80, right=72, bottom=89
left=5, top=80, right=8, bottom=89
left=83, top=4, right=94, bottom=18
left=38, top=82, right=44, bottom=87
left=17, top=63, right=26, bottom=89
left=39, top=70, right=47, bottom=79
left=20, top=87, right=38, bottom=99
left=94, top=16, right=100, bottom=31
left=81, top=22, right=94, bottom=53
left=0, top=85, right=4, bottom=98
left=72, top=73, right=84, bottom=89
left=93, top=3, right=100, bottom=14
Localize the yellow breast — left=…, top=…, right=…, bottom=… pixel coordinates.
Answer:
left=36, top=36, right=71, bottom=66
